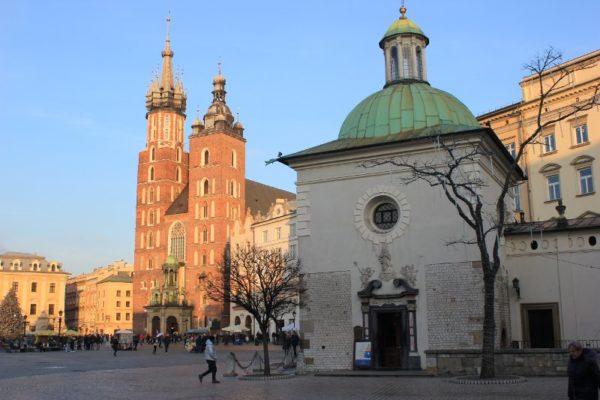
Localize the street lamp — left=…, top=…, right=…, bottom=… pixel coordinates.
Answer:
left=22, top=315, right=27, bottom=336
left=292, top=311, right=296, bottom=327
left=58, top=310, right=63, bottom=336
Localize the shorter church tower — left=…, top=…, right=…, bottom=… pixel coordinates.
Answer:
left=186, top=66, right=246, bottom=328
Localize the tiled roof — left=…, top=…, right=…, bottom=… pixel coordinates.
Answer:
left=504, top=215, right=600, bottom=235
left=246, top=179, right=295, bottom=218
left=165, top=185, right=189, bottom=215
left=97, top=271, right=132, bottom=284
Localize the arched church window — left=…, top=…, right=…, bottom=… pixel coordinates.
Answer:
left=177, top=147, right=182, bottom=163
left=203, top=150, right=209, bottom=166
left=149, top=188, right=155, bottom=203
left=150, top=147, right=156, bottom=161
left=149, top=167, right=155, bottom=182
left=391, top=46, right=399, bottom=81
left=169, top=222, right=186, bottom=261
left=202, top=202, right=208, bottom=218
left=231, top=150, right=237, bottom=168
left=202, top=227, right=208, bottom=243
left=416, top=47, right=423, bottom=80
left=176, top=167, right=181, bottom=183
left=234, top=316, right=241, bottom=326
left=148, top=232, right=154, bottom=248
left=203, top=180, right=210, bottom=196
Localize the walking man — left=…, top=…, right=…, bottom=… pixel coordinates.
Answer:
left=198, top=336, right=220, bottom=384
left=111, top=335, right=119, bottom=357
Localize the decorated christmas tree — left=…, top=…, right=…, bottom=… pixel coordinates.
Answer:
left=0, top=286, right=24, bottom=339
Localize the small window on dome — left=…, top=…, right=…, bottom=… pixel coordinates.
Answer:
left=391, top=47, right=399, bottom=81
left=416, top=47, right=423, bottom=80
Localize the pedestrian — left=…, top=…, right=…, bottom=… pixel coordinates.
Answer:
left=152, top=336, right=158, bottom=355
left=567, top=341, right=600, bottom=400
left=291, top=331, right=300, bottom=358
left=133, top=334, right=139, bottom=351
left=111, top=335, right=119, bottom=357
left=198, top=335, right=220, bottom=384
left=164, top=334, right=171, bottom=352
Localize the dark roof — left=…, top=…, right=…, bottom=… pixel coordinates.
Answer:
left=504, top=215, right=600, bottom=236
left=245, top=179, right=295, bottom=217
left=97, top=271, right=133, bottom=284
left=161, top=180, right=294, bottom=219
left=278, top=127, right=525, bottom=180
left=165, top=185, right=189, bottom=215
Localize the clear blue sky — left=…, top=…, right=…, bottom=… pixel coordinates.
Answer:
left=1, top=0, right=598, bottom=275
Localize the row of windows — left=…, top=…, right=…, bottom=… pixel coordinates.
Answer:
left=261, top=224, right=297, bottom=243
left=115, top=301, right=131, bottom=307
left=115, top=290, right=131, bottom=297
left=13, top=282, right=57, bottom=293
left=149, top=114, right=184, bottom=143
left=1, top=261, right=61, bottom=272
left=200, top=149, right=238, bottom=168
left=541, top=122, right=589, bottom=155
left=505, top=122, right=590, bottom=159
left=545, top=166, right=595, bottom=201
left=28, top=303, right=56, bottom=316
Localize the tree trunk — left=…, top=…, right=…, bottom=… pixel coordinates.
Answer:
left=262, top=328, right=271, bottom=376
left=480, top=272, right=496, bottom=378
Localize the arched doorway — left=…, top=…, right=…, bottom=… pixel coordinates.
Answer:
left=151, top=316, right=161, bottom=336
left=166, top=316, right=179, bottom=335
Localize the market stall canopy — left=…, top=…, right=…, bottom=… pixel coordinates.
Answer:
left=221, top=325, right=248, bottom=333
left=281, top=322, right=298, bottom=332
left=186, top=328, right=209, bottom=334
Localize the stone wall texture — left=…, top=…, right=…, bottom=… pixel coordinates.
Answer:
left=300, top=271, right=353, bottom=371
left=425, top=349, right=599, bottom=376
left=426, top=261, right=511, bottom=350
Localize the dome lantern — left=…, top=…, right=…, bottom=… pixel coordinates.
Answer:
left=380, top=5, right=429, bottom=84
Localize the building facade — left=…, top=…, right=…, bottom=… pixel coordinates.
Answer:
left=280, top=7, right=515, bottom=371
left=65, top=260, right=133, bottom=334
left=230, top=197, right=298, bottom=335
left=478, top=50, right=600, bottom=221
left=132, top=20, right=294, bottom=335
left=504, top=211, right=600, bottom=348
left=0, top=252, right=69, bottom=334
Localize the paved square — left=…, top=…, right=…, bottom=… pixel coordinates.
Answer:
left=0, top=343, right=568, bottom=399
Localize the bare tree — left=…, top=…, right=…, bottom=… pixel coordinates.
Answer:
left=363, top=48, right=600, bottom=378
left=201, top=245, right=302, bottom=376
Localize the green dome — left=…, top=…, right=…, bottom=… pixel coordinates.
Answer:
left=339, top=82, right=480, bottom=140
left=382, top=17, right=428, bottom=44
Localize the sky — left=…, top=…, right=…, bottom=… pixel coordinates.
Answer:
left=1, top=0, right=599, bottom=276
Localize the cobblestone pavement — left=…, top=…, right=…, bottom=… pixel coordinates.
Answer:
left=0, top=344, right=567, bottom=400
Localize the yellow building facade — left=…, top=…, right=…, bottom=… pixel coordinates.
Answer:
left=66, top=260, right=133, bottom=334
left=478, top=49, right=600, bottom=221
left=0, top=252, right=69, bottom=334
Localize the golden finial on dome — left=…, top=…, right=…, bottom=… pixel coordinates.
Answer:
left=400, top=1, right=407, bottom=19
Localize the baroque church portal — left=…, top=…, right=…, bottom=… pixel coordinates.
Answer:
left=280, top=6, right=515, bottom=371
left=132, top=19, right=293, bottom=335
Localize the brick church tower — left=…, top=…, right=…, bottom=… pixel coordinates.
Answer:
left=133, top=19, right=247, bottom=335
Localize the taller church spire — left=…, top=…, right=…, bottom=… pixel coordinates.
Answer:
left=146, top=16, right=186, bottom=114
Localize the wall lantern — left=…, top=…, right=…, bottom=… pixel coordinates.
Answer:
left=512, top=278, right=521, bottom=299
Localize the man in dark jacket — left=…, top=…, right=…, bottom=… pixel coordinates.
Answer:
left=568, top=341, right=600, bottom=400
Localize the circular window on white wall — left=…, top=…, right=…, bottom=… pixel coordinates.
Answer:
left=354, top=185, right=410, bottom=244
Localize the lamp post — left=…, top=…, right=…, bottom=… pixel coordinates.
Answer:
left=292, top=311, right=296, bottom=327
left=22, top=315, right=27, bottom=336
left=58, top=310, right=63, bottom=336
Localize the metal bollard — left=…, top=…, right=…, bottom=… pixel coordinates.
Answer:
left=223, top=352, right=238, bottom=377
